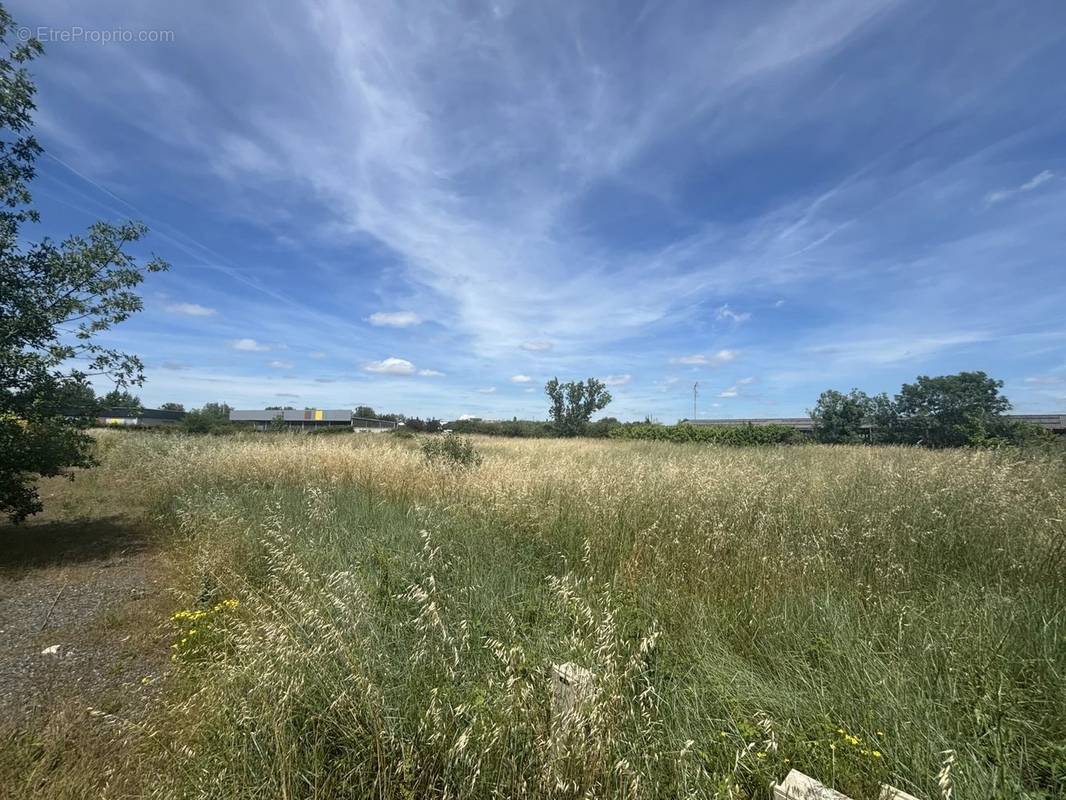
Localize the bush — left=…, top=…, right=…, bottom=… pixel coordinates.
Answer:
left=966, top=416, right=1059, bottom=449
left=420, top=435, right=483, bottom=468
left=611, top=422, right=804, bottom=446
left=446, top=419, right=552, bottom=438
left=181, top=410, right=235, bottom=435
left=403, top=417, right=442, bottom=433
left=586, top=417, right=622, bottom=438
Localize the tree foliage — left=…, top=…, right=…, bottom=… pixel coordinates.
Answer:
left=544, top=377, right=612, bottom=436
left=612, top=422, right=803, bottom=446
left=99, top=389, right=142, bottom=410
left=402, top=417, right=442, bottom=433
left=812, top=371, right=1021, bottom=448
left=893, top=371, right=1010, bottom=447
left=181, top=403, right=233, bottom=434
left=0, top=12, right=168, bottom=521
left=810, top=389, right=896, bottom=444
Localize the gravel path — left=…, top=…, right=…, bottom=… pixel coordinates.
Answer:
left=0, top=514, right=172, bottom=724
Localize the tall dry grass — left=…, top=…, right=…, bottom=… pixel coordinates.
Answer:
left=92, top=431, right=1066, bottom=798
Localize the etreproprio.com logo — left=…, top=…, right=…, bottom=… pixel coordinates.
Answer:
left=17, top=26, right=175, bottom=44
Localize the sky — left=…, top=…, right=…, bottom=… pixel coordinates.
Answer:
left=10, top=0, right=1066, bottom=421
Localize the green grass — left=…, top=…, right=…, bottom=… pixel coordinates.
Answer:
left=13, top=431, right=1066, bottom=798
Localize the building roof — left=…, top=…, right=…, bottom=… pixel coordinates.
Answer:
left=230, top=409, right=353, bottom=422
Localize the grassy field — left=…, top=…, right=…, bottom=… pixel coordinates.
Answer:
left=6, top=431, right=1066, bottom=799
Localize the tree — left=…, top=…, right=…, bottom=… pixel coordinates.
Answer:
left=893, top=371, right=1011, bottom=448
left=810, top=389, right=872, bottom=443
left=403, top=417, right=442, bottom=433
left=865, top=392, right=898, bottom=444
left=354, top=406, right=376, bottom=419
left=53, top=378, right=100, bottom=416
left=159, top=402, right=185, bottom=412
left=544, top=377, right=612, bottom=436
left=0, top=13, right=168, bottom=522
left=181, top=403, right=232, bottom=434
left=99, top=389, right=142, bottom=410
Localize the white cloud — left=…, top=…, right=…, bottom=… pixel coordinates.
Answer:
left=520, top=340, right=553, bottom=352
left=985, top=170, right=1054, bottom=205
left=231, top=338, right=269, bottom=351
left=510, top=374, right=533, bottom=383
left=478, top=387, right=497, bottom=394
left=807, top=332, right=986, bottom=366
left=604, top=374, right=632, bottom=386
left=719, top=386, right=739, bottom=398
left=671, top=349, right=737, bottom=366
left=1024, top=375, right=1063, bottom=385
left=774, top=299, right=786, bottom=308
left=165, top=302, right=217, bottom=317
left=368, top=311, right=422, bottom=327
left=364, top=357, right=416, bottom=375
left=737, top=376, right=755, bottom=385
left=418, top=368, right=445, bottom=377
left=716, top=304, right=752, bottom=323
left=268, top=360, right=294, bottom=369
left=309, top=351, right=327, bottom=359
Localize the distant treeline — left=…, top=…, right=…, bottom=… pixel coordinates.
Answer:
left=612, top=422, right=803, bottom=446
left=445, top=417, right=622, bottom=438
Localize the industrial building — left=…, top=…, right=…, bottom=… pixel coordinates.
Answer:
left=229, top=409, right=398, bottom=432
left=93, top=407, right=186, bottom=427
left=681, top=414, right=1066, bottom=435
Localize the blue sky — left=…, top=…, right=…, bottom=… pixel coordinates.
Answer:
left=11, top=0, right=1066, bottom=421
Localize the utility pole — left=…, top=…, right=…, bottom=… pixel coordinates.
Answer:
left=693, top=381, right=699, bottom=421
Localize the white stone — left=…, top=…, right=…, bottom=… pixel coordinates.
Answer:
left=879, top=786, right=922, bottom=800
left=549, top=662, right=594, bottom=729
left=773, top=769, right=852, bottom=800
left=40, top=644, right=61, bottom=656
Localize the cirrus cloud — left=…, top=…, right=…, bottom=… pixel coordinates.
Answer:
left=165, top=301, right=217, bottom=317
left=368, top=311, right=422, bottom=327
left=671, top=349, right=737, bottom=366
left=520, top=340, right=553, bottom=352
left=716, top=304, right=751, bottom=324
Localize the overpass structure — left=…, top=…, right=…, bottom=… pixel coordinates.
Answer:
left=681, top=414, right=1066, bottom=434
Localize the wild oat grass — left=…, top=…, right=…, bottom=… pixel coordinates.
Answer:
left=93, top=431, right=1066, bottom=798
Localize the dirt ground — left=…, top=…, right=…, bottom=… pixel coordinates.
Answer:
left=0, top=476, right=176, bottom=797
